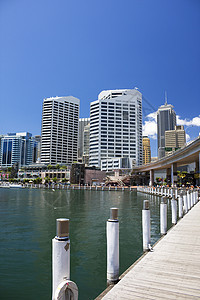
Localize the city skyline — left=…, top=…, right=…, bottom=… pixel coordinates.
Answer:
left=0, top=0, right=200, bottom=157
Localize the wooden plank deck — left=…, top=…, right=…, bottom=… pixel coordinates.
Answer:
left=100, top=201, right=200, bottom=299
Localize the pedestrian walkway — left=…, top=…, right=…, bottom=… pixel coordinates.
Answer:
left=99, top=201, right=200, bottom=299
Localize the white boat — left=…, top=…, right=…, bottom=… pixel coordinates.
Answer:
left=9, top=184, right=23, bottom=188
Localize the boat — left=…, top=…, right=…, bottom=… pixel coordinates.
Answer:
left=9, top=184, right=23, bottom=188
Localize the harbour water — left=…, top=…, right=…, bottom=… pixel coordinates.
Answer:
left=0, top=188, right=172, bottom=299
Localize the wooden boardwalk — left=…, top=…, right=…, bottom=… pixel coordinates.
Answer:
left=99, top=201, right=200, bottom=299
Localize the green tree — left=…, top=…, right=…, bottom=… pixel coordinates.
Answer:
left=53, top=177, right=57, bottom=183
left=34, top=177, right=42, bottom=184
left=47, top=164, right=52, bottom=170
left=62, top=178, right=68, bottom=183
left=44, top=176, right=50, bottom=184
left=55, top=164, right=60, bottom=170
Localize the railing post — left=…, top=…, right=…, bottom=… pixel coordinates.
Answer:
left=142, top=200, right=151, bottom=251
left=107, top=208, right=119, bottom=286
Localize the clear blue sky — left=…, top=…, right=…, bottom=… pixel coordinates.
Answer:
left=0, top=0, right=200, bottom=156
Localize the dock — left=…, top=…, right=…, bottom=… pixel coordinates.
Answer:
left=98, top=201, right=200, bottom=299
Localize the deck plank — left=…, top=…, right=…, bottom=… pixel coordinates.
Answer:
left=101, top=201, right=200, bottom=299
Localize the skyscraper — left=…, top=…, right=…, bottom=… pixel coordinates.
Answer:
left=165, top=125, right=186, bottom=155
left=157, top=100, right=176, bottom=159
left=0, top=132, right=34, bottom=167
left=89, top=89, right=143, bottom=169
left=41, top=96, right=80, bottom=165
left=143, top=136, right=151, bottom=164
left=78, top=118, right=90, bottom=158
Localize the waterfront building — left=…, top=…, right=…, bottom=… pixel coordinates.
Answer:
left=0, top=132, right=34, bottom=168
left=165, top=125, right=186, bottom=155
left=89, top=88, right=143, bottom=169
left=78, top=118, right=90, bottom=159
left=157, top=100, right=176, bottom=159
left=70, top=162, right=106, bottom=185
left=101, top=157, right=132, bottom=172
left=142, top=136, right=151, bottom=164
left=18, top=164, right=70, bottom=183
left=40, top=96, right=80, bottom=165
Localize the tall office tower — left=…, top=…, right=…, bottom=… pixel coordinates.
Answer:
left=33, top=135, right=41, bottom=163
left=78, top=118, right=90, bottom=158
left=165, top=125, right=186, bottom=155
left=0, top=132, right=34, bottom=167
left=82, top=123, right=90, bottom=165
left=157, top=100, right=176, bottom=159
left=41, top=96, right=80, bottom=165
left=143, top=136, right=151, bottom=165
left=89, top=89, right=143, bottom=169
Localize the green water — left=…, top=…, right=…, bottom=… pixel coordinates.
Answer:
left=0, top=188, right=172, bottom=299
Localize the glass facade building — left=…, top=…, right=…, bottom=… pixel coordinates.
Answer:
left=0, top=132, right=37, bottom=167
left=157, top=102, right=176, bottom=159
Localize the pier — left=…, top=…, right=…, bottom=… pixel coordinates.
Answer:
left=97, top=199, right=200, bottom=299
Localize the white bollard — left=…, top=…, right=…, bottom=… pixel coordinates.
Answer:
left=160, top=197, right=168, bottom=235
left=193, top=189, right=196, bottom=205
left=52, top=219, right=70, bottom=299
left=171, top=197, right=177, bottom=224
left=175, top=188, right=178, bottom=199
left=170, top=188, right=173, bottom=198
left=196, top=190, right=199, bottom=203
left=107, top=208, right=119, bottom=285
left=142, top=200, right=151, bottom=251
left=183, top=191, right=188, bottom=214
left=187, top=190, right=191, bottom=210
left=190, top=189, right=194, bottom=207
left=178, top=192, right=183, bottom=218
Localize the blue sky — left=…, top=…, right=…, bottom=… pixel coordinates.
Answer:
left=0, top=0, right=200, bottom=156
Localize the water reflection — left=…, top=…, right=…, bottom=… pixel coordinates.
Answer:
left=0, top=189, right=173, bottom=300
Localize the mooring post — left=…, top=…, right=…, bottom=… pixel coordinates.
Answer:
left=183, top=190, right=188, bottom=214
left=142, top=200, right=151, bottom=251
left=187, top=190, right=191, bottom=210
left=160, top=196, right=168, bottom=235
left=178, top=191, right=183, bottom=218
left=171, top=195, right=177, bottom=225
left=52, top=218, right=70, bottom=299
left=107, top=208, right=119, bottom=286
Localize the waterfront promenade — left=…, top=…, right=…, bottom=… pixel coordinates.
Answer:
left=98, top=201, right=200, bottom=299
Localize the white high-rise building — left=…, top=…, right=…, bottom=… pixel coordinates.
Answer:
left=41, top=96, right=80, bottom=165
left=89, top=89, right=143, bottom=170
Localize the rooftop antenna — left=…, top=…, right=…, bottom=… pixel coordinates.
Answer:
left=165, top=91, right=167, bottom=105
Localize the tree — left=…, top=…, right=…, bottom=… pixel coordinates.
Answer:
left=62, top=178, right=68, bottom=183
left=10, top=162, right=19, bottom=179
left=55, top=164, right=60, bottom=170
left=53, top=177, right=57, bottom=183
left=47, top=164, right=52, bottom=170
left=34, top=177, right=42, bottom=184
left=44, top=176, right=50, bottom=184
